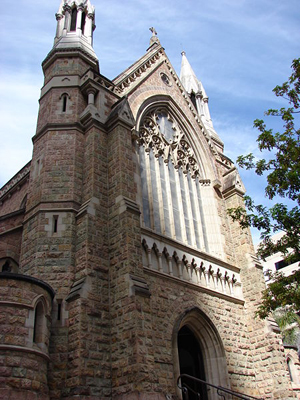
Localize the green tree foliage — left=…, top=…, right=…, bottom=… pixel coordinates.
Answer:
left=228, top=58, right=300, bottom=261
left=257, top=270, right=300, bottom=343
left=228, top=58, right=300, bottom=322
left=257, top=270, right=300, bottom=319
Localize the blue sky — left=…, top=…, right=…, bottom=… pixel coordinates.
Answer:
left=0, top=0, right=299, bottom=243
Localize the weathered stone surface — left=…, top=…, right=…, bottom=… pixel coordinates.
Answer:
left=0, top=1, right=297, bottom=399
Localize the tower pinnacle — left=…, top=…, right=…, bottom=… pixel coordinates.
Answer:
left=180, top=51, right=212, bottom=128
left=53, top=0, right=97, bottom=61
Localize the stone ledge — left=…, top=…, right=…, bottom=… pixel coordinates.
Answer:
left=0, top=344, right=50, bottom=362
left=116, top=195, right=141, bottom=215
left=0, top=273, right=55, bottom=299
left=129, top=275, right=151, bottom=298
left=144, top=267, right=245, bottom=305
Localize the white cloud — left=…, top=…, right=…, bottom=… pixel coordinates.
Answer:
left=0, top=74, right=39, bottom=186
left=0, top=0, right=299, bottom=239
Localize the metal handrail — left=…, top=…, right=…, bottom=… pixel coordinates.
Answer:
left=177, top=374, right=264, bottom=400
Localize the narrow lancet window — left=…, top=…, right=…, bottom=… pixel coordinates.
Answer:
left=70, top=8, right=77, bottom=31
left=53, top=215, right=58, bottom=234
left=33, top=302, right=44, bottom=344
left=62, top=94, right=67, bottom=112
left=57, top=302, right=62, bottom=321
left=190, top=91, right=197, bottom=109
left=81, top=12, right=86, bottom=34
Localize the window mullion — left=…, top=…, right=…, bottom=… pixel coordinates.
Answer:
left=145, top=151, right=154, bottom=230
left=164, top=159, right=176, bottom=238
left=191, top=177, right=204, bottom=249
left=155, top=156, right=165, bottom=234
left=183, top=172, right=197, bottom=247
left=175, top=168, right=187, bottom=243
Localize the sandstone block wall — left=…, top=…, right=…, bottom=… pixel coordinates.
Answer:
left=0, top=274, right=54, bottom=400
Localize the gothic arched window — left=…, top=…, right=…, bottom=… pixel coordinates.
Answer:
left=62, top=94, right=68, bottom=112
left=137, top=107, right=208, bottom=251
left=33, top=301, right=45, bottom=345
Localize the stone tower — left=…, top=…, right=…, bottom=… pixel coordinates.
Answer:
left=0, top=1, right=297, bottom=399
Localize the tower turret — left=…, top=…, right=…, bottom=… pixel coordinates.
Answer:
left=51, top=0, right=97, bottom=65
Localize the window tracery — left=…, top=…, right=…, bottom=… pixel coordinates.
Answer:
left=137, top=107, right=209, bottom=251
left=138, top=109, right=200, bottom=179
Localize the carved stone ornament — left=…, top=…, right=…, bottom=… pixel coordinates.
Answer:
left=160, top=72, right=171, bottom=86
left=136, top=108, right=201, bottom=179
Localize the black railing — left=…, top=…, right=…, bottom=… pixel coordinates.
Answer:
left=177, top=374, right=264, bottom=400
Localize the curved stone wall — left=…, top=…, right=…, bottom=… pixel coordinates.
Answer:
left=0, top=273, right=54, bottom=400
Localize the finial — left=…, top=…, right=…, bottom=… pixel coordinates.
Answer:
left=181, top=51, right=186, bottom=56
left=149, top=27, right=157, bottom=36
left=149, top=27, right=160, bottom=47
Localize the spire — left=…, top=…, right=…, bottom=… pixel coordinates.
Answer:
left=180, top=51, right=212, bottom=128
left=53, top=0, right=97, bottom=62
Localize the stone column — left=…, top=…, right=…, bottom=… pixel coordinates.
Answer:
left=76, top=6, right=83, bottom=34
left=55, top=13, right=64, bottom=42
left=85, top=14, right=94, bottom=44
left=63, top=5, right=71, bottom=34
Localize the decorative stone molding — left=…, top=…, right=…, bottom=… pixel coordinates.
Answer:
left=0, top=272, right=55, bottom=298
left=113, top=48, right=165, bottom=95
left=106, top=97, right=136, bottom=129
left=65, top=277, right=92, bottom=302
left=136, top=108, right=203, bottom=179
left=129, top=275, right=151, bottom=297
left=222, top=167, right=246, bottom=199
left=80, top=104, right=103, bottom=126
left=141, top=234, right=243, bottom=302
left=116, top=195, right=141, bottom=215
left=0, top=161, right=31, bottom=200
left=76, top=197, right=100, bottom=218
left=0, top=344, right=51, bottom=361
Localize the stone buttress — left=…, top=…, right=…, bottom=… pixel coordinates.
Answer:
left=0, top=1, right=296, bottom=399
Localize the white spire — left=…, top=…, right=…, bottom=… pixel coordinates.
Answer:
left=180, top=51, right=212, bottom=128
left=53, top=0, right=97, bottom=61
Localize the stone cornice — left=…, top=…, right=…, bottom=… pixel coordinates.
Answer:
left=23, top=201, right=81, bottom=225
left=144, top=267, right=244, bottom=305
left=216, top=152, right=234, bottom=169
left=0, top=272, right=55, bottom=299
left=0, top=209, right=25, bottom=222
left=87, top=71, right=115, bottom=92
left=113, top=46, right=165, bottom=95
left=0, top=344, right=50, bottom=362
left=141, top=227, right=240, bottom=273
left=0, top=225, right=23, bottom=237
left=42, top=46, right=99, bottom=73
left=0, top=161, right=31, bottom=200
left=33, top=122, right=85, bottom=143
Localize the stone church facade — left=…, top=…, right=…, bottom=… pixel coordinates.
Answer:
left=0, top=1, right=296, bottom=399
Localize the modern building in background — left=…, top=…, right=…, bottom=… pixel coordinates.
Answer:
left=0, top=1, right=297, bottom=399
left=257, top=232, right=300, bottom=398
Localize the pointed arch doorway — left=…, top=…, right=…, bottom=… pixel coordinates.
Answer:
left=178, top=325, right=208, bottom=400
left=174, top=308, right=230, bottom=400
